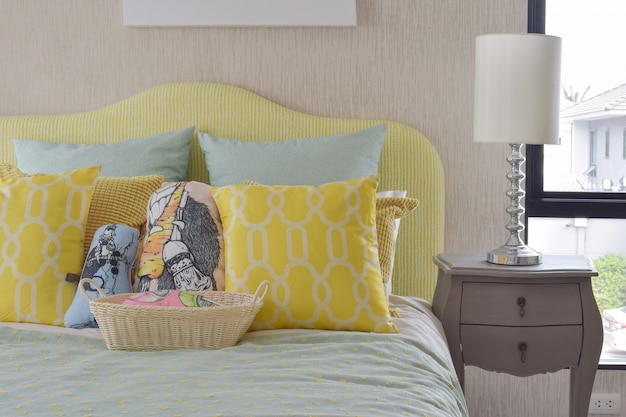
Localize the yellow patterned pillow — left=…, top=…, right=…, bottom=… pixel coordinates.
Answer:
left=243, top=180, right=418, bottom=309
left=0, top=166, right=100, bottom=325
left=213, top=175, right=397, bottom=333
left=0, top=165, right=164, bottom=259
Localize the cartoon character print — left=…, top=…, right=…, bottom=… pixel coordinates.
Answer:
left=137, top=182, right=222, bottom=292
left=81, top=224, right=138, bottom=296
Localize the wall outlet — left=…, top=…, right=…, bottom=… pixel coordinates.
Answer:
left=589, top=393, right=621, bottom=415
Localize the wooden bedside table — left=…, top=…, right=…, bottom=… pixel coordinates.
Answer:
left=431, top=253, right=602, bottom=417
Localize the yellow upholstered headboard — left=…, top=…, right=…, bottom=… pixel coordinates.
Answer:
left=0, top=82, right=444, bottom=301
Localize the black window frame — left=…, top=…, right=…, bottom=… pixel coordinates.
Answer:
left=526, top=0, right=626, bottom=219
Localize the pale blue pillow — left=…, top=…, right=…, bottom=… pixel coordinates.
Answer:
left=13, top=126, right=195, bottom=182
left=197, top=124, right=386, bottom=186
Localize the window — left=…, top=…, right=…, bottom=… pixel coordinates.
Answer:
left=590, top=130, right=597, bottom=165
left=527, top=0, right=626, bottom=366
left=587, top=130, right=597, bottom=178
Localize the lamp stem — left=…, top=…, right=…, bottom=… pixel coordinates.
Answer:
left=505, top=143, right=526, bottom=247
left=486, top=143, right=542, bottom=265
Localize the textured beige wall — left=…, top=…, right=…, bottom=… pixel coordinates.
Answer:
left=0, top=0, right=519, bottom=256
left=1, top=1, right=622, bottom=416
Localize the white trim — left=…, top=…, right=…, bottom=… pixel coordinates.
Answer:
left=123, top=0, right=357, bottom=27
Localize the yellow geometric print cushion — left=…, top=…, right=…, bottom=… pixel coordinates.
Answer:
left=0, top=166, right=100, bottom=325
left=213, top=175, right=397, bottom=333
left=0, top=164, right=164, bottom=259
left=243, top=178, right=419, bottom=312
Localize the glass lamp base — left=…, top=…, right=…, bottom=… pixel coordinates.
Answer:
left=486, top=244, right=543, bottom=266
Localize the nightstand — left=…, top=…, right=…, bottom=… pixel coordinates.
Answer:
left=431, top=253, right=602, bottom=417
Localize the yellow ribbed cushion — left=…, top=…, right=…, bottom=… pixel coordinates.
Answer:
left=84, top=175, right=164, bottom=257
left=0, top=166, right=100, bottom=325
left=0, top=163, right=25, bottom=179
left=376, top=197, right=419, bottom=304
left=214, top=175, right=397, bottom=333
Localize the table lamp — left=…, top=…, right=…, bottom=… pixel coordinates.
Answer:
left=473, top=33, right=562, bottom=265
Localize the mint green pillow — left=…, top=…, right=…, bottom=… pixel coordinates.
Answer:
left=13, top=126, right=195, bottom=182
left=197, top=124, right=386, bottom=186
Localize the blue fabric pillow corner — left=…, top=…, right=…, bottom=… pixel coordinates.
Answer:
left=13, top=126, right=195, bottom=182
left=64, top=224, right=140, bottom=329
left=197, top=124, right=386, bottom=186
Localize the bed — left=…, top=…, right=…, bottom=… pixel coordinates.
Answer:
left=0, top=82, right=468, bottom=417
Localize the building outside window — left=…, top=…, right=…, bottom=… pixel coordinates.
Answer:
left=587, top=130, right=596, bottom=179
left=527, top=0, right=626, bottom=366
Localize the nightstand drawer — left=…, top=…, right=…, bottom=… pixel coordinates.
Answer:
left=460, top=325, right=583, bottom=376
left=461, top=282, right=582, bottom=326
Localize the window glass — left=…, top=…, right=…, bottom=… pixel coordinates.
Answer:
left=528, top=218, right=626, bottom=365
left=529, top=0, right=626, bottom=366
left=542, top=0, right=626, bottom=194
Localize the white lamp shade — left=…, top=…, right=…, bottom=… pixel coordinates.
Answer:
left=473, top=33, right=562, bottom=145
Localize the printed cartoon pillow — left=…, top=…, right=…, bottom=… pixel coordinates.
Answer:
left=135, top=181, right=225, bottom=292
left=64, top=224, right=140, bottom=328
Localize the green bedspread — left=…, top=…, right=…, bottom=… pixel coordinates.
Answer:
left=0, top=327, right=468, bottom=417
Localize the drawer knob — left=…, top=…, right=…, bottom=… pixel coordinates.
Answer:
left=516, top=296, right=526, bottom=317
left=518, top=342, right=528, bottom=363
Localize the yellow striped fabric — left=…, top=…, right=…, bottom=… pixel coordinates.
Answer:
left=0, top=82, right=444, bottom=301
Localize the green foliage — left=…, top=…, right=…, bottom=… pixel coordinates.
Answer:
left=592, top=253, right=626, bottom=312
left=562, top=84, right=590, bottom=104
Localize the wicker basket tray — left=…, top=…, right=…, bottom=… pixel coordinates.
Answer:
left=80, top=279, right=269, bottom=351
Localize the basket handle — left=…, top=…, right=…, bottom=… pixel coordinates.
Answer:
left=78, top=277, right=106, bottom=300
left=252, top=280, right=270, bottom=304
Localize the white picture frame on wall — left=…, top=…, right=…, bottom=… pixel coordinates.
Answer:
left=123, top=0, right=357, bottom=27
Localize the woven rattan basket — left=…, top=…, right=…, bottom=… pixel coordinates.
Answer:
left=80, top=279, right=269, bottom=351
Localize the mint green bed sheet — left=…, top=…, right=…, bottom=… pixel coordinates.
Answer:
left=0, top=326, right=467, bottom=417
